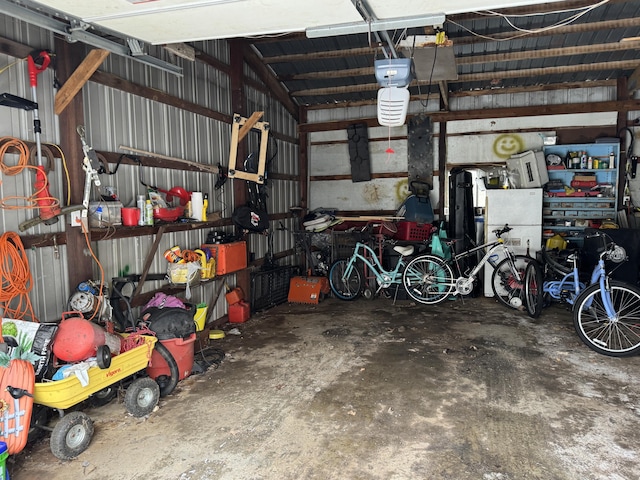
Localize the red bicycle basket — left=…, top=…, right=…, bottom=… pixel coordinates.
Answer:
left=393, top=221, right=435, bottom=241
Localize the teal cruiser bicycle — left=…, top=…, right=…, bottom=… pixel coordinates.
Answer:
left=328, top=237, right=430, bottom=303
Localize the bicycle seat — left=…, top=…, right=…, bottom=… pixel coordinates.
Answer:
left=558, top=248, right=579, bottom=260
left=393, top=245, right=414, bottom=256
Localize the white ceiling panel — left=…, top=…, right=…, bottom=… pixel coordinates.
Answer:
left=31, top=0, right=564, bottom=44
left=367, top=0, right=565, bottom=18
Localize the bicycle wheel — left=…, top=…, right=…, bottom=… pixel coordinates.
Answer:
left=329, top=259, right=363, bottom=300
left=573, top=280, right=640, bottom=357
left=541, top=246, right=572, bottom=276
left=402, top=254, right=455, bottom=305
left=491, top=254, right=533, bottom=310
left=524, top=261, right=544, bottom=318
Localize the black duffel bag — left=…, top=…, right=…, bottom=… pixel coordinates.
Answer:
left=139, top=303, right=196, bottom=340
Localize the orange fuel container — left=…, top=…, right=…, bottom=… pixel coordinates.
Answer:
left=225, top=287, right=244, bottom=305
left=228, top=301, right=250, bottom=323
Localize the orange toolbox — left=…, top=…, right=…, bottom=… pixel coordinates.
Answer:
left=201, top=241, right=247, bottom=275
left=288, top=276, right=330, bottom=304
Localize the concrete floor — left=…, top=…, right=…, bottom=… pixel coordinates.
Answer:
left=12, top=296, right=640, bottom=480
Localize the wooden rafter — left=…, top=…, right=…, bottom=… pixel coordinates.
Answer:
left=54, top=48, right=109, bottom=115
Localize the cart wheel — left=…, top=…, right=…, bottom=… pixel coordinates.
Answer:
left=96, top=345, right=112, bottom=369
left=90, top=385, right=118, bottom=407
left=28, top=404, right=52, bottom=444
left=124, top=377, right=160, bottom=418
left=50, top=411, right=94, bottom=460
left=362, top=288, right=375, bottom=300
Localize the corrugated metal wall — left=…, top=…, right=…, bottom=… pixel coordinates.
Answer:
left=306, top=87, right=633, bottom=223
left=307, top=100, right=443, bottom=215
left=0, top=15, right=300, bottom=323
left=0, top=20, right=68, bottom=319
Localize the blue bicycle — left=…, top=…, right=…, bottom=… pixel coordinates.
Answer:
left=524, top=233, right=640, bottom=357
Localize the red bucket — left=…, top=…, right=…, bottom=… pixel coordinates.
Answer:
left=146, top=333, right=196, bottom=381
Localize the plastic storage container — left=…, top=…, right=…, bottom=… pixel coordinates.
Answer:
left=393, top=221, right=435, bottom=242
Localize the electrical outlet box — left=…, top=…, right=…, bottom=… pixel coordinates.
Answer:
left=70, top=210, right=83, bottom=227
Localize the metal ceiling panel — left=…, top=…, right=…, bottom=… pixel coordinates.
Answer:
left=9, top=0, right=640, bottom=109
left=29, top=0, right=563, bottom=44
left=29, top=0, right=363, bottom=43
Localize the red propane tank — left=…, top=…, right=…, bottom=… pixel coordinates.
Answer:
left=52, top=314, right=123, bottom=362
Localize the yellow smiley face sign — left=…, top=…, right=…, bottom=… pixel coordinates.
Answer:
left=395, top=178, right=410, bottom=202
left=493, top=134, right=524, bottom=159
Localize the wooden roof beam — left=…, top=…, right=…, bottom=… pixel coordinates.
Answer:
left=54, top=48, right=109, bottom=115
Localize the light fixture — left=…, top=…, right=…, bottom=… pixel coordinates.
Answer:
left=375, top=59, right=413, bottom=127
left=377, top=86, right=410, bottom=127
left=306, top=12, right=445, bottom=38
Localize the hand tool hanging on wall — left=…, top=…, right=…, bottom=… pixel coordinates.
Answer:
left=27, top=50, right=61, bottom=225
left=76, top=125, right=102, bottom=229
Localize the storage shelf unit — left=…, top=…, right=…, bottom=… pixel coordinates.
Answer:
left=542, top=142, right=619, bottom=245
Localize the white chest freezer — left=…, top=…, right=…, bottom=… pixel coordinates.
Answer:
left=483, top=188, right=543, bottom=296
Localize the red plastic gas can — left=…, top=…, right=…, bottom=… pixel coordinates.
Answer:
left=228, top=301, right=250, bottom=323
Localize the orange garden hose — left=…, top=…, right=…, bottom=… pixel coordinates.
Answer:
left=0, top=231, right=38, bottom=322
left=82, top=223, right=106, bottom=323
left=0, top=219, right=104, bottom=325
left=0, top=136, right=61, bottom=211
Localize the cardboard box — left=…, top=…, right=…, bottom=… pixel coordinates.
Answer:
left=201, top=241, right=247, bottom=275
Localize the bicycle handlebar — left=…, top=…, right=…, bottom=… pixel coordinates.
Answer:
left=492, top=224, right=512, bottom=238
left=584, top=231, right=626, bottom=263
